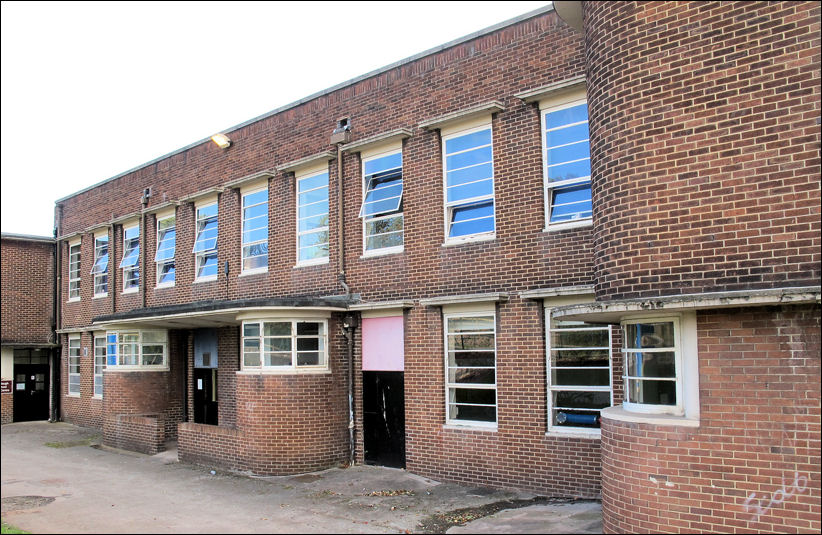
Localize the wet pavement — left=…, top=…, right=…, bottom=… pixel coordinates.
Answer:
left=1, top=421, right=601, bottom=533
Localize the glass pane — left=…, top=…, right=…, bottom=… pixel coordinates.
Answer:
left=445, top=129, right=491, bottom=155
left=448, top=351, right=495, bottom=367
left=552, top=368, right=610, bottom=386
left=547, top=122, right=590, bottom=148
left=244, top=338, right=260, bottom=351
left=448, top=368, right=495, bottom=384
left=264, top=338, right=291, bottom=352
left=448, top=333, right=495, bottom=350
left=364, top=153, right=402, bottom=176
left=298, top=187, right=329, bottom=206
left=264, top=352, right=291, bottom=366
left=446, top=162, right=494, bottom=188
left=446, top=177, right=493, bottom=203
left=244, top=351, right=261, bottom=367
left=448, top=316, right=494, bottom=333
left=449, top=404, right=496, bottom=422
left=547, top=158, right=590, bottom=182
left=198, top=253, right=218, bottom=278
left=243, top=323, right=260, bottom=337
left=298, top=213, right=329, bottom=232
left=197, top=204, right=218, bottom=219
left=365, top=230, right=403, bottom=251
left=624, top=322, right=675, bottom=349
left=243, top=189, right=268, bottom=207
left=554, top=390, right=610, bottom=409
left=158, top=217, right=175, bottom=231
left=547, top=140, right=590, bottom=164
left=626, top=352, right=676, bottom=378
left=142, top=331, right=165, bottom=343
left=628, top=379, right=676, bottom=406
left=552, top=349, right=609, bottom=367
left=297, top=352, right=320, bottom=366
left=243, top=253, right=268, bottom=271
left=297, top=172, right=328, bottom=193
left=550, top=183, right=592, bottom=223
left=552, top=408, right=602, bottom=428
left=446, top=145, right=493, bottom=171
left=552, top=329, right=608, bottom=348
left=296, top=322, right=320, bottom=335
left=545, top=103, right=588, bottom=128
left=264, top=322, right=291, bottom=336
left=452, top=388, right=496, bottom=405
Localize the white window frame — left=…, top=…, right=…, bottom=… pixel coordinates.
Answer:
left=120, top=223, right=140, bottom=293
left=621, top=316, right=683, bottom=416
left=104, top=330, right=169, bottom=370
left=546, top=317, right=613, bottom=435
left=193, top=200, right=219, bottom=282
left=155, top=213, right=176, bottom=288
left=91, top=232, right=109, bottom=298
left=540, top=92, right=593, bottom=232
left=240, top=319, right=329, bottom=372
left=241, top=185, right=269, bottom=274
left=68, top=239, right=81, bottom=301
left=295, top=167, right=330, bottom=267
left=360, top=147, right=404, bottom=257
left=441, top=122, right=496, bottom=245
left=93, top=333, right=106, bottom=398
left=443, top=311, right=497, bottom=429
left=68, top=335, right=81, bottom=396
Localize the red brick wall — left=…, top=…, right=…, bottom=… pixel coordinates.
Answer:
left=1, top=238, right=54, bottom=345
left=1, top=392, right=11, bottom=425
left=584, top=1, right=821, bottom=300
left=601, top=305, right=821, bottom=533
left=60, top=332, right=103, bottom=428
left=405, top=297, right=620, bottom=497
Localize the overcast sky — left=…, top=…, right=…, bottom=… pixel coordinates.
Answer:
left=1, top=1, right=549, bottom=237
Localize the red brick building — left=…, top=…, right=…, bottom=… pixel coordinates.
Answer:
left=25, top=2, right=821, bottom=533
left=1, top=233, right=58, bottom=424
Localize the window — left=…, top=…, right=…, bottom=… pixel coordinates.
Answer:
left=621, top=318, right=681, bottom=414
left=105, top=330, right=168, bottom=368
left=444, top=313, right=497, bottom=426
left=547, top=320, right=612, bottom=432
left=120, top=224, right=140, bottom=292
left=68, top=335, right=81, bottom=395
left=296, top=170, right=329, bottom=264
left=94, top=334, right=106, bottom=397
left=542, top=98, right=592, bottom=226
left=193, top=202, right=218, bottom=280
left=155, top=215, right=176, bottom=286
left=242, top=320, right=327, bottom=370
left=443, top=125, right=495, bottom=241
left=68, top=241, right=81, bottom=300
left=91, top=233, right=109, bottom=297
left=242, top=187, right=268, bottom=272
left=360, top=150, right=403, bottom=254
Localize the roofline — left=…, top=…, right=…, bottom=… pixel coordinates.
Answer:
left=1, top=232, right=55, bottom=243
left=54, top=3, right=555, bottom=204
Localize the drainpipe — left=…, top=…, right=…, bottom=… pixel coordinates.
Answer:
left=141, top=196, right=148, bottom=309
left=336, top=144, right=350, bottom=298
left=341, top=314, right=358, bottom=466
left=52, top=204, right=62, bottom=422
left=110, top=222, right=117, bottom=313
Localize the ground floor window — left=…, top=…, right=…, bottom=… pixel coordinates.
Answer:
left=621, top=318, right=681, bottom=414
left=242, top=320, right=327, bottom=371
left=93, top=334, right=106, bottom=396
left=444, top=313, right=497, bottom=427
left=105, top=330, right=168, bottom=369
left=547, top=319, right=612, bottom=432
left=68, top=336, right=81, bottom=395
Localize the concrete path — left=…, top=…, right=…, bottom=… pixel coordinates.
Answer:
left=1, top=421, right=601, bottom=533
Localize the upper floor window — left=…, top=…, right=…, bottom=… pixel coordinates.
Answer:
left=120, top=224, right=140, bottom=292
left=241, top=320, right=328, bottom=371
left=91, top=233, right=109, bottom=297
left=68, top=241, right=81, bottom=300
left=193, top=202, right=218, bottom=281
left=542, top=98, right=592, bottom=227
left=621, top=318, right=681, bottom=415
left=94, top=334, right=106, bottom=397
left=155, top=214, right=176, bottom=287
left=296, top=170, right=329, bottom=265
left=68, top=335, right=81, bottom=395
left=105, top=330, right=168, bottom=368
left=360, top=150, right=404, bottom=255
left=444, top=312, right=497, bottom=427
left=443, top=124, right=495, bottom=242
left=242, top=187, right=269, bottom=273
left=547, top=319, right=612, bottom=432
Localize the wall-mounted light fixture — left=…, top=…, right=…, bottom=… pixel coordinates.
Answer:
left=211, top=133, right=232, bottom=149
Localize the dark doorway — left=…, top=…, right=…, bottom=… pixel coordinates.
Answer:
left=193, top=368, right=218, bottom=425
left=193, top=329, right=218, bottom=425
left=13, top=349, right=50, bottom=422
left=363, top=371, right=405, bottom=468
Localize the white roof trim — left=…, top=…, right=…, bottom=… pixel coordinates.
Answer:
left=519, top=285, right=595, bottom=299
left=223, top=169, right=276, bottom=189
left=515, top=75, right=586, bottom=103
left=418, top=101, right=504, bottom=130
left=276, top=151, right=336, bottom=174
left=348, top=300, right=415, bottom=311
left=341, top=129, right=413, bottom=153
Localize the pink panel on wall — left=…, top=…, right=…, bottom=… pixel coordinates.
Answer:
left=362, top=316, right=404, bottom=372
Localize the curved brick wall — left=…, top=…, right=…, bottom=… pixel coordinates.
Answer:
left=600, top=306, right=821, bottom=533
left=236, top=372, right=348, bottom=475
left=584, top=1, right=821, bottom=300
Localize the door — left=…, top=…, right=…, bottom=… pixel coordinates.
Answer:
left=13, top=361, right=49, bottom=422
left=363, top=371, right=405, bottom=468
left=193, top=368, right=218, bottom=425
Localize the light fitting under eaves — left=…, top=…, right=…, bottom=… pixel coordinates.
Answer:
left=211, top=133, right=232, bottom=149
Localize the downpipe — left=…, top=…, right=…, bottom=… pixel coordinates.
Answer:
left=341, top=313, right=358, bottom=467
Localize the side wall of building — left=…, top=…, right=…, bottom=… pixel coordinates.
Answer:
left=1, top=238, right=55, bottom=344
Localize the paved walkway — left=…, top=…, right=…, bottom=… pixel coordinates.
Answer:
left=1, top=421, right=601, bottom=533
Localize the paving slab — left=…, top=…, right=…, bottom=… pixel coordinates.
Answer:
left=2, top=421, right=602, bottom=533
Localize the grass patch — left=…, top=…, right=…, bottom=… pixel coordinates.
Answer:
left=1, top=520, right=29, bottom=534
left=44, top=435, right=100, bottom=448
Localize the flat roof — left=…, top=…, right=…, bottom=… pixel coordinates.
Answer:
left=1, top=232, right=55, bottom=243
left=55, top=3, right=555, bottom=204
